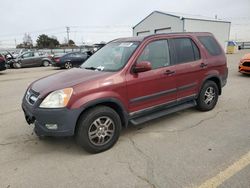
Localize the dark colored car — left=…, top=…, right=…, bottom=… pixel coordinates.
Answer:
left=11, top=51, right=52, bottom=68
left=0, top=56, right=6, bottom=71
left=52, top=51, right=92, bottom=69
left=22, top=32, right=228, bottom=153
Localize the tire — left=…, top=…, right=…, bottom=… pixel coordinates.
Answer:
left=13, top=61, right=21, bottom=69
left=196, top=81, right=219, bottom=111
left=76, top=106, right=122, bottom=153
left=64, top=62, right=73, bottom=69
left=42, top=60, right=50, bottom=67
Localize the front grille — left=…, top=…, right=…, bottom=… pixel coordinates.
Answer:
left=26, top=89, right=39, bottom=105
left=242, top=61, right=250, bottom=67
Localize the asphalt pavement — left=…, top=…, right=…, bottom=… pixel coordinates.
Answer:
left=0, top=50, right=249, bottom=188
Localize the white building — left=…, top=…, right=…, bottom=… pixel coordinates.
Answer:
left=133, top=11, right=231, bottom=48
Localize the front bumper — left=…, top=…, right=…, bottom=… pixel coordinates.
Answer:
left=51, top=61, right=62, bottom=67
left=22, top=98, right=82, bottom=137
left=239, top=65, right=250, bottom=74
left=0, top=63, right=6, bottom=71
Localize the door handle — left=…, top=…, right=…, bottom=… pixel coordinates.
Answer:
left=164, top=70, right=175, bottom=75
left=200, top=63, right=208, bottom=68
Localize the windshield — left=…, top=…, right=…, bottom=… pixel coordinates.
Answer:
left=81, top=41, right=139, bottom=71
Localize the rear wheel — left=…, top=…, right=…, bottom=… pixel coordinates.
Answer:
left=196, top=81, right=219, bottom=111
left=42, top=60, right=50, bottom=67
left=76, top=106, right=122, bottom=153
left=64, top=62, right=72, bottom=69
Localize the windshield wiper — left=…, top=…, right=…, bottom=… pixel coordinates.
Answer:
left=84, top=67, right=97, bottom=70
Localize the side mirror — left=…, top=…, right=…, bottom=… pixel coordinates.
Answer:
left=133, top=61, right=152, bottom=73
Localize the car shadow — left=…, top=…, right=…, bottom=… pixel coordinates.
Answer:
left=0, top=72, right=7, bottom=75
left=239, top=73, right=250, bottom=77
left=30, top=108, right=200, bottom=156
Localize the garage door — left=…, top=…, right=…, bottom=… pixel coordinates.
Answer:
left=137, top=30, right=150, bottom=36
left=155, top=27, right=172, bottom=34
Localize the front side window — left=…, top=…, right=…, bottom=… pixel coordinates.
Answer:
left=81, top=42, right=139, bottom=71
left=22, top=52, right=34, bottom=58
left=171, top=38, right=200, bottom=64
left=137, top=40, right=170, bottom=69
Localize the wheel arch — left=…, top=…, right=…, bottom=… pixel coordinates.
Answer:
left=201, top=75, right=222, bottom=95
left=41, top=59, right=51, bottom=66
left=74, top=98, right=129, bottom=135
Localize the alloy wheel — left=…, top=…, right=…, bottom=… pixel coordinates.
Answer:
left=204, top=87, right=215, bottom=105
left=65, top=62, right=72, bottom=69
left=88, top=116, right=115, bottom=146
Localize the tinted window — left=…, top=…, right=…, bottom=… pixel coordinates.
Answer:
left=172, top=38, right=200, bottom=64
left=191, top=41, right=200, bottom=60
left=137, top=40, right=170, bottom=69
left=198, top=36, right=222, bottom=56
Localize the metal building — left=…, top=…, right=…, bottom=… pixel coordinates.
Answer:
left=133, top=11, right=231, bottom=48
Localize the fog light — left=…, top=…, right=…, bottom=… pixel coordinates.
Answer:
left=45, top=124, right=58, bottom=130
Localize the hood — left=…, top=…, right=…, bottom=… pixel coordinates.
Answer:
left=31, top=68, right=112, bottom=97
left=242, top=53, right=250, bottom=61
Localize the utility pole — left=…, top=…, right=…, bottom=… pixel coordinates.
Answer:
left=66, top=26, right=70, bottom=46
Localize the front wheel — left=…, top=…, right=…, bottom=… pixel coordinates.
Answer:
left=13, top=61, right=21, bottom=69
left=196, top=81, right=219, bottom=111
left=76, top=106, right=122, bottom=153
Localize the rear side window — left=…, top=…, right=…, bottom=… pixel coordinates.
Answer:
left=198, top=36, right=222, bottom=56
left=171, top=38, right=200, bottom=64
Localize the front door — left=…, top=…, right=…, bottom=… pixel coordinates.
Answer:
left=126, top=39, right=177, bottom=113
left=20, top=52, right=35, bottom=67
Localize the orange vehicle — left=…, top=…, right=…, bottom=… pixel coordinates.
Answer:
left=239, top=53, right=250, bottom=74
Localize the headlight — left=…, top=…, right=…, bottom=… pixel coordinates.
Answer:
left=39, top=88, right=73, bottom=108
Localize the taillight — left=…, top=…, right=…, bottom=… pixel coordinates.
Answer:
left=55, top=58, right=60, bottom=63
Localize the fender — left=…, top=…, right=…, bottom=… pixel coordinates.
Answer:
left=41, top=57, right=52, bottom=63
left=200, top=72, right=222, bottom=95
left=41, top=57, right=52, bottom=64
left=70, top=92, right=129, bottom=127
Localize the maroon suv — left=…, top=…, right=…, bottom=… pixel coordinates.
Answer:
left=22, top=32, right=228, bottom=153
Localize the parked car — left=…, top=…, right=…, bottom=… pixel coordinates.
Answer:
left=11, top=51, right=52, bottom=68
left=22, top=32, right=228, bottom=153
left=3, top=51, right=16, bottom=68
left=0, top=56, right=6, bottom=71
left=52, top=51, right=92, bottom=69
left=239, top=53, right=250, bottom=74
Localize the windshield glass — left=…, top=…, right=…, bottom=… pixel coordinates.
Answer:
left=81, top=41, right=139, bottom=71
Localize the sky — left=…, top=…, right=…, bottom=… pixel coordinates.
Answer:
left=0, top=0, right=249, bottom=47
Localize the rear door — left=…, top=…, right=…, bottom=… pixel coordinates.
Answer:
left=75, top=52, right=88, bottom=65
left=169, top=37, right=205, bottom=102
left=33, top=52, right=43, bottom=66
left=126, top=39, right=177, bottom=113
left=67, top=53, right=77, bottom=65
